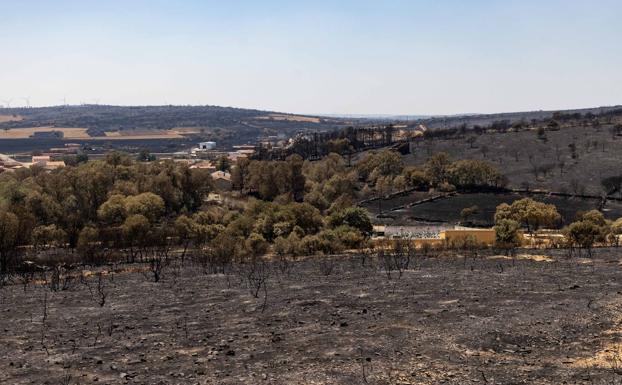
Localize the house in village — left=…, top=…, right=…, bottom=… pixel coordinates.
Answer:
left=30, top=155, right=65, bottom=170
left=190, top=160, right=216, bottom=172
left=210, top=170, right=232, bottom=191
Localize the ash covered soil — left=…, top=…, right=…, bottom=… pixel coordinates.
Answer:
left=3, top=250, right=622, bottom=384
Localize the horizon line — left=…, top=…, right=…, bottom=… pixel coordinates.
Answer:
left=1, top=102, right=621, bottom=120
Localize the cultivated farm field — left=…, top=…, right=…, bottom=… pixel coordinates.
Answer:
left=3, top=250, right=622, bottom=384
left=102, top=130, right=186, bottom=140
left=0, top=114, right=23, bottom=123
left=0, top=127, right=194, bottom=140
left=256, top=114, right=322, bottom=123
left=0, top=127, right=90, bottom=139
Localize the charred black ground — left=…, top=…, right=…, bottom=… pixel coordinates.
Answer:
left=2, top=249, right=622, bottom=384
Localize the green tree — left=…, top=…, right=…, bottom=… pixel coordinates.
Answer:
left=402, top=167, right=430, bottom=190
left=357, top=150, right=404, bottom=182
left=449, top=160, right=506, bottom=189
left=124, top=192, right=165, bottom=223
left=460, top=205, right=479, bottom=224
left=97, top=194, right=128, bottom=225
left=495, top=198, right=561, bottom=234
left=31, top=224, right=67, bottom=251
left=611, top=218, right=622, bottom=246
left=327, top=207, right=373, bottom=236
left=76, top=226, right=101, bottom=263
left=122, top=214, right=151, bottom=262
left=137, top=149, right=156, bottom=162
left=287, top=203, right=324, bottom=236
left=246, top=232, right=269, bottom=257
left=564, top=210, right=610, bottom=256
left=424, top=152, right=452, bottom=186
left=565, top=221, right=600, bottom=256
left=494, top=219, right=522, bottom=254
left=174, top=215, right=196, bottom=261
left=105, top=151, right=132, bottom=167
left=25, top=191, right=62, bottom=224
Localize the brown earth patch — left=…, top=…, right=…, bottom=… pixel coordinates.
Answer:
left=0, top=126, right=90, bottom=139
left=256, top=114, right=321, bottom=123
left=0, top=114, right=23, bottom=123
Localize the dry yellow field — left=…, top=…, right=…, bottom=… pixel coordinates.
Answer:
left=172, top=127, right=203, bottom=134
left=0, top=114, right=24, bottom=123
left=100, top=130, right=184, bottom=140
left=257, top=114, right=321, bottom=123
left=0, top=126, right=90, bottom=139
left=0, top=127, right=190, bottom=140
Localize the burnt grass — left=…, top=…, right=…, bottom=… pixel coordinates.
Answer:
left=408, top=124, right=622, bottom=196
left=3, top=250, right=622, bottom=384
left=364, top=192, right=622, bottom=227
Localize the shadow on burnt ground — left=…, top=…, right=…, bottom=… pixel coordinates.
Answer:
left=2, top=249, right=622, bottom=384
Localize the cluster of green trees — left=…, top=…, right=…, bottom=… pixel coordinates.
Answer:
left=356, top=150, right=506, bottom=196
left=175, top=201, right=372, bottom=262
left=0, top=152, right=213, bottom=273
left=0, top=151, right=376, bottom=274
left=303, top=154, right=359, bottom=211
left=422, top=153, right=507, bottom=191
left=494, top=198, right=561, bottom=235
left=232, top=155, right=306, bottom=201
left=493, top=197, right=622, bottom=255
left=233, top=153, right=361, bottom=210
left=232, top=149, right=505, bottom=209
left=0, top=146, right=505, bottom=275
left=564, top=211, right=621, bottom=255
left=493, top=198, right=561, bottom=252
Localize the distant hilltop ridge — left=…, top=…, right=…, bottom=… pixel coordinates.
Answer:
left=321, top=105, right=622, bottom=123
left=0, top=105, right=357, bottom=144
left=1, top=103, right=621, bottom=136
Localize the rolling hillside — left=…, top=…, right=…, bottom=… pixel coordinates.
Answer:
left=0, top=105, right=355, bottom=145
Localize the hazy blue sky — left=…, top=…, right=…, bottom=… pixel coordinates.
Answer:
left=1, top=0, right=621, bottom=115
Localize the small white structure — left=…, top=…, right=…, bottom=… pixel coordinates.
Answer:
left=198, top=141, right=216, bottom=150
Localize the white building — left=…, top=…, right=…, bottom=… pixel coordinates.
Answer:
left=198, top=141, right=216, bottom=150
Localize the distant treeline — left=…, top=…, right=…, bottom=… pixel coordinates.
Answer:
left=254, top=125, right=406, bottom=161
left=422, top=108, right=622, bottom=140
left=0, top=105, right=352, bottom=140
